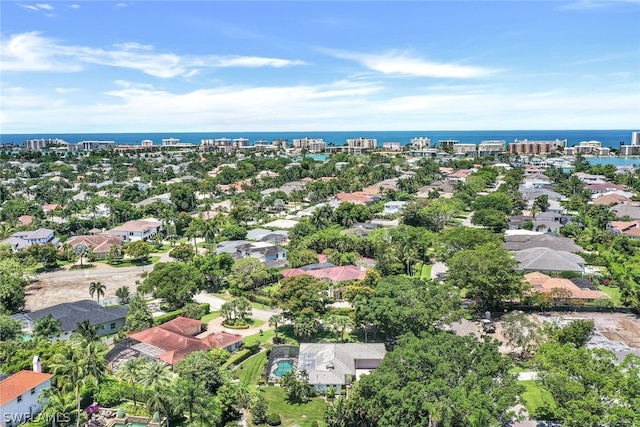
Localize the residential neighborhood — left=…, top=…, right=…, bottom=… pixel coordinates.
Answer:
left=1, top=134, right=640, bottom=427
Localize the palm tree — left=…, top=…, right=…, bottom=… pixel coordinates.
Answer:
left=141, top=359, right=173, bottom=390
left=269, top=314, right=284, bottom=343
left=174, top=379, right=208, bottom=426
left=185, top=219, right=204, bottom=255
left=327, top=315, right=354, bottom=342
left=115, top=286, right=131, bottom=304
left=89, top=281, right=106, bottom=304
left=39, top=388, right=77, bottom=427
left=50, top=349, right=96, bottom=427
left=116, top=357, right=145, bottom=407
left=73, top=243, right=88, bottom=267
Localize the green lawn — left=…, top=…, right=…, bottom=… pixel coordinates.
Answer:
left=519, top=380, right=557, bottom=416
left=236, top=351, right=267, bottom=386
left=200, top=311, right=221, bottom=323
left=419, top=264, right=432, bottom=279
left=598, top=285, right=622, bottom=306
left=97, top=256, right=160, bottom=268
left=252, top=386, right=327, bottom=427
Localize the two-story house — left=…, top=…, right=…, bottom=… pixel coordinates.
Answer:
left=106, top=219, right=163, bottom=242
left=0, top=361, right=53, bottom=427
left=0, top=229, right=59, bottom=252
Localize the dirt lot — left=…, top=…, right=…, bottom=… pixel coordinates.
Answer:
left=25, top=264, right=145, bottom=311
left=489, top=311, right=640, bottom=359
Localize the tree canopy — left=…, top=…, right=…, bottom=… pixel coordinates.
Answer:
left=446, top=245, right=527, bottom=309
left=325, top=332, right=522, bottom=427
left=354, top=275, right=464, bottom=338
left=141, top=262, right=204, bottom=309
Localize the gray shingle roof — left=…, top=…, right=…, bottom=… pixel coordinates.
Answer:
left=14, top=300, right=128, bottom=332
left=503, top=234, right=583, bottom=252
left=513, top=248, right=585, bottom=272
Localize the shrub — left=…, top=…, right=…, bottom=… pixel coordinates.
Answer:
left=222, top=349, right=252, bottom=369
left=153, top=309, right=184, bottom=326
left=95, top=380, right=130, bottom=407
left=266, top=413, right=281, bottom=426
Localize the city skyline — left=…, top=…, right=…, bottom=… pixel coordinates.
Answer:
left=1, top=0, right=639, bottom=133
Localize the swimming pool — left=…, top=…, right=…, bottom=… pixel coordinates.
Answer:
left=273, top=360, right=294, bottom=378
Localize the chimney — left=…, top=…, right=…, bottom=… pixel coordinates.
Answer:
left=33, top=355, right=42, bottom=373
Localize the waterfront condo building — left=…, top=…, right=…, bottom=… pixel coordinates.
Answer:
left=382, top=141, right=402, bottom=151
left=293, top=137, right=326, bottom=153
left=619, top=131, right=640, bottom=156
left=478, top=140, right=506, bottom=156
left=509, top=139, right=567, bottom=155
left=346, top=137, right=377, bottom=153
left=409, top=137, right=431, bottom=150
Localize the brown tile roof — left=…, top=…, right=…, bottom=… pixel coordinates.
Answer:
left=610, top=220, right=640, bottom=237
left=524, top=272, right=607, bottom=300
left=66, top=234, right=123, bottom=254
left=111, top=219, right=162, bottom=233
left=592, top=194, right=629, bottom=205
left=0, top=370, right=53, bottom=405
left=17, top=215, right=34, bottom=226
left=336, top=192, right=374, bottom=205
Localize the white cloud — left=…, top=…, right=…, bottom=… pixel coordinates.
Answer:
left=325, top=49, right=498, bottom=78
left=54, top=87, right=78, bottom=94
left=2, top=80, right=638, bottom=133
left=17, top=3, right=54, bottom=14
left=215, top=56, right=306, bottom=68
left=68, top=4, right=80, bottom=9
left=0, top=32, right=306, bottom=77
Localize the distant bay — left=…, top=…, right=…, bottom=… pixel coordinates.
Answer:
left=0, top=129, right=636, bottom=149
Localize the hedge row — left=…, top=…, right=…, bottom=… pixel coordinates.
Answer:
left=222, top=349, right=253, bottom=369
left=152, top=303, right=210, bottom=326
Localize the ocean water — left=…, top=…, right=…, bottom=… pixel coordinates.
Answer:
left=0, top=129, right=636, bottom=149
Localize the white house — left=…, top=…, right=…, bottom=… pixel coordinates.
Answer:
left=0, top=359, right=53, bottom=427
left=382, top=201, right=408, bottom=215
left=296, top=343, right=386, bottom=392
left=0, top=229, right=59, bottom=252
left=106, top=219, right=163, bottom=242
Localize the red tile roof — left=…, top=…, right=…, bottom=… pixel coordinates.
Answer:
left=281, top=265, right=367, bottom=283
left=158, top=316, right=203, bottom=335
left=0, top=371, right=53, bottom=405
left=129, top=318, right=242, bottom=365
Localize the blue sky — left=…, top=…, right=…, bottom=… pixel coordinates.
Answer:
left=1, top=1, right=639, bottom=133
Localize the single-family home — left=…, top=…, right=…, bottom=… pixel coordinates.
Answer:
left=524, top=272, right=607, bottom=302
left=11, top=300, right=128, bottom=341
left=382, top=201, right=408, bottom=215
left=0, top=364, right=53, bottom=427
left=296, top=343, right=386, bottom=392
left=608, top=220, right=640, bottom=239
left=503, top=231, right=583, bottom=253
left=65, top=235, right=123, bottom=259
left=513, top=247, right=585, bottom=273
left=106, top=218, right=163, bottom=242
left=105, top=317, right=243, bottom=369
left=0, top=229, right=59, bottom=252
left=236, top=242, right=288, bottom=263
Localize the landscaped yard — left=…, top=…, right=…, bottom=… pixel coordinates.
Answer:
left=235, top=351, right=267, bottom=386
left=252, top=386, right=327, bottom=427
left=519, top=380, right=556, bottom=416
left=598, top=285, right=622, bottom=306
left=200, top=311, right=221, bottom=323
